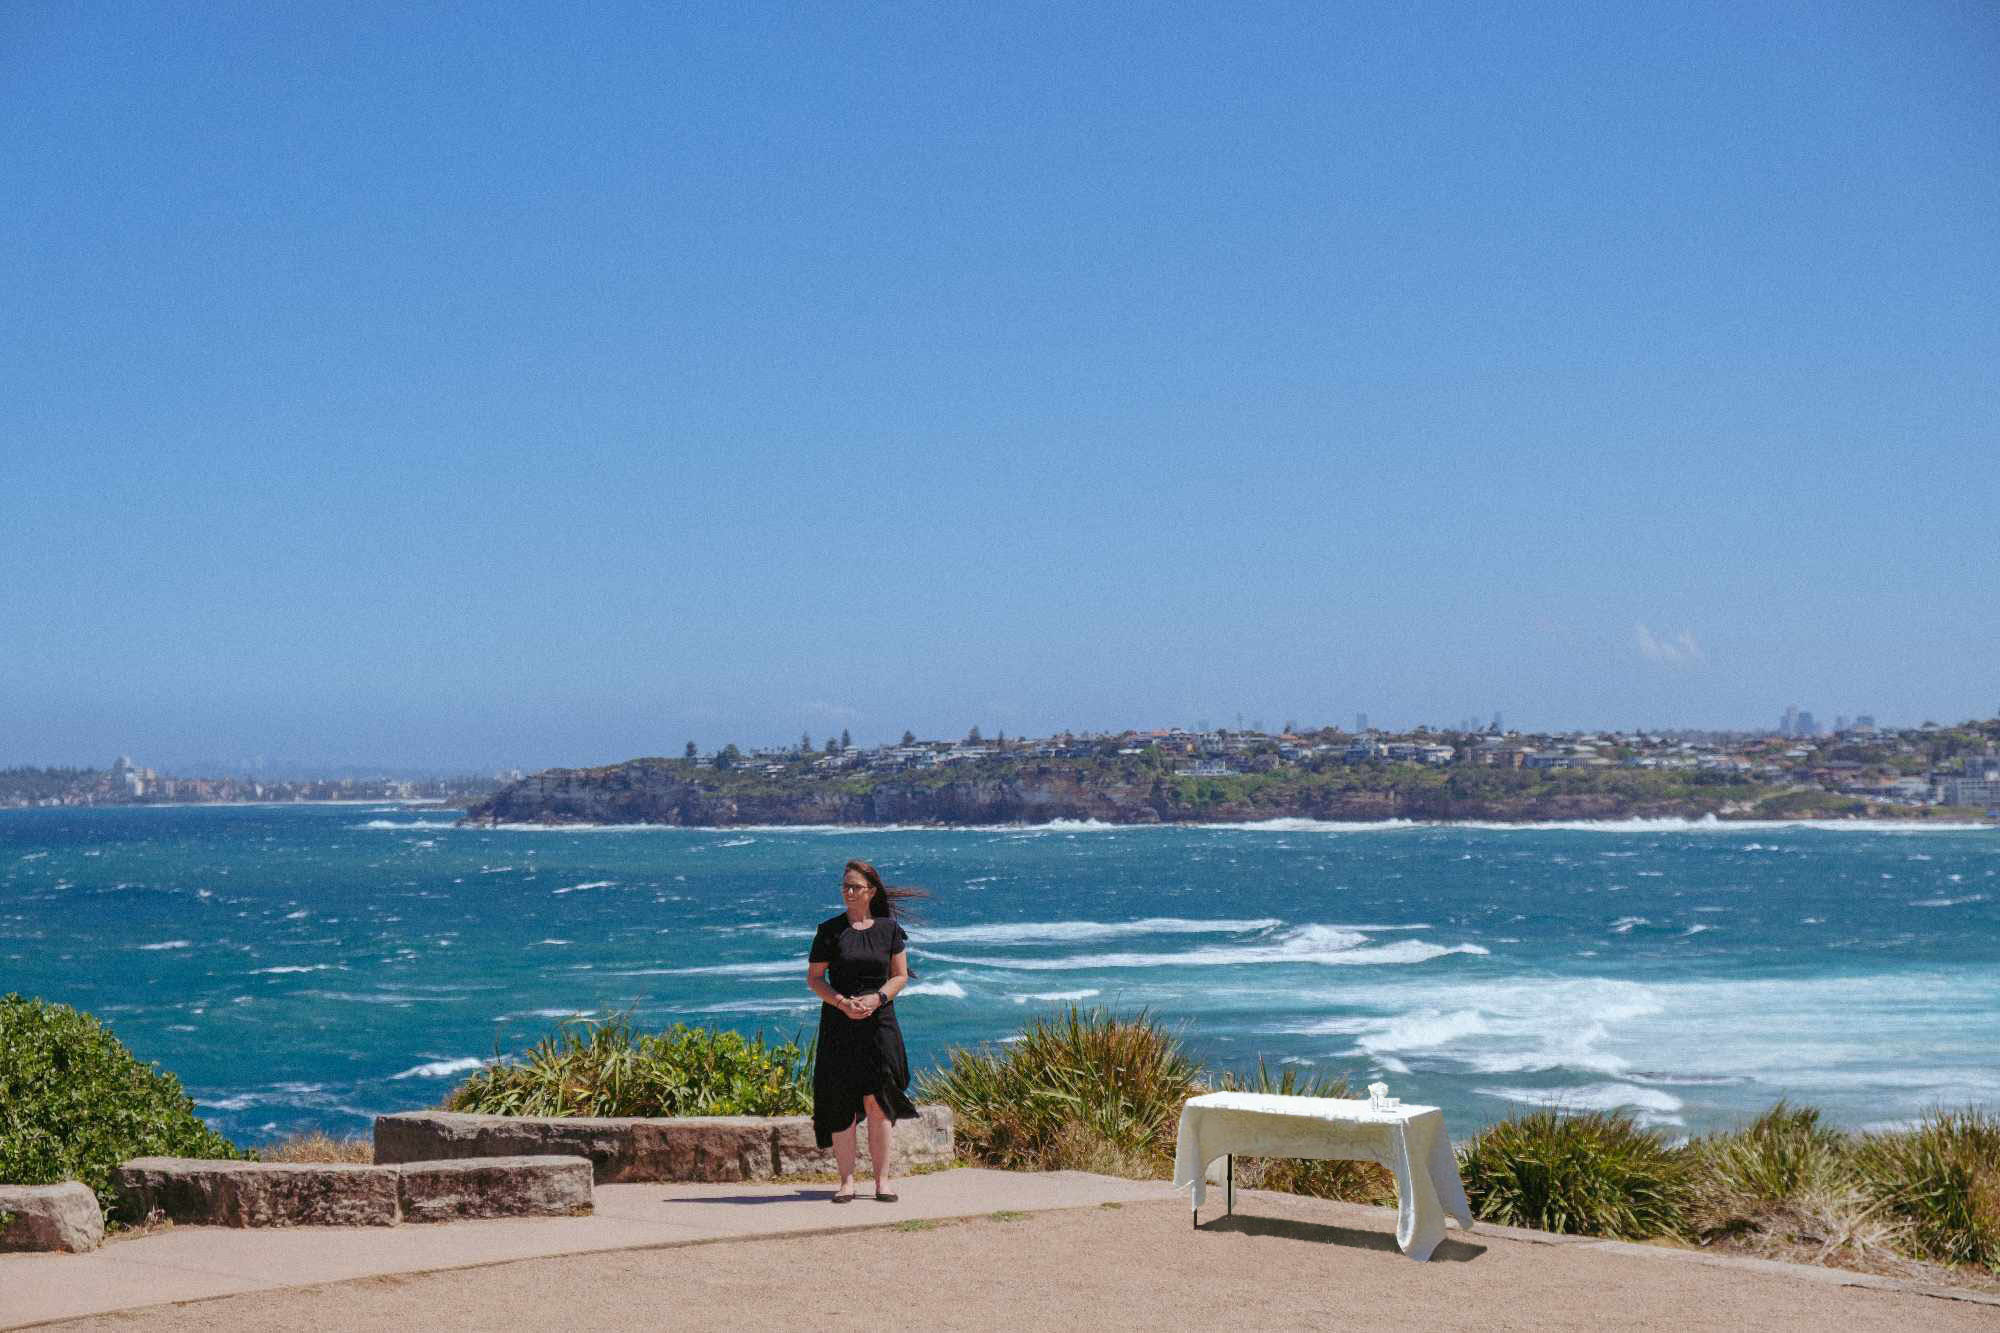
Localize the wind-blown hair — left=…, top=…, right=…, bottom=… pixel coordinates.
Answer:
left=845, top=859, right=928, bottom=923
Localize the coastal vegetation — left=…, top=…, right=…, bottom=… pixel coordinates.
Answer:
left=919, top=1007, right=1998, bottom=1279
left=0, top=993, right=244, bottom=1212
left=917, top=1006, right=1204, bottom=1179
left=443, top=1014, right=814, bottom=1118
left=7, top=1000, right=1992, bottom=1282
left=1457, top=1108, right=1695, bottom=1239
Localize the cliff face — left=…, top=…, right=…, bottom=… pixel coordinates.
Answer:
left=459, top=761, right=1712, bottom=827
left=463, top=763, right=1165, bottom=826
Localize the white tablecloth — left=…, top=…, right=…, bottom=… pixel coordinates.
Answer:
left=1172, top=1092, right=1475, bottom=1261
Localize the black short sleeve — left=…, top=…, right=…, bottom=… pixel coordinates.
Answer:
left=889, top=921, right=908, bottom=955
left=809, top=919, right=839, bottom=965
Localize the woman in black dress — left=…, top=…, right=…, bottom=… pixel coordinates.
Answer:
left=806, top=858, right=921, bottom=1203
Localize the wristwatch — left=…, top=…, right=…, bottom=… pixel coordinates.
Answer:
left=875, top=990, right=890, bottom=1007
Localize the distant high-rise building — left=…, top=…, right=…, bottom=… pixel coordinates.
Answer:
left=1834, top=715, right=1849, bottom=733
left=1797, top=711, right=1817, bottom=737
left=1781, top=706, right=1799, bottom=737
left=1491, top=712, right=1503, bottom=733
left=1355, top=712, right=1369, bottom=733
left=1855, top=714, right=1876, bottom=730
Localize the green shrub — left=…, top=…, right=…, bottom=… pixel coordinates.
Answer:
left=0, top=993, right=243, bottom=1213
left=1854, top=1109, right=2000, bottom=1270
left=1458, top=1109, right=1694, bottom=1239
left=445, top=1014, right=813, bottom=1118
left=918, top=1006, right=1203, bottom=1177
left=1215, top=1062, right=1397, bottom=1205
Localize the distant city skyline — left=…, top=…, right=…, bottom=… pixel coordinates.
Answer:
left=11, top=704, right=1990, bottom=778
left=5, top=5, right=1994, bottom=773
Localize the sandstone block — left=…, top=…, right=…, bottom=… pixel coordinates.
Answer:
left=772, top=1104, right=956, bottom=1177
left=0, top=1182, right=104, bottom=1253
left=374, top=1106, right=953, bottom=1184
left=396, top=1156, right=592, bottom=1222
left=113, top=1158, right=400, bottom=1228
left=375, top=1112, right=637, bottom=1180
left=624, top=1117, right=775, bottom=1183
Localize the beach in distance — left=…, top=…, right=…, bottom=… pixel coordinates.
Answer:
left=4, top=803, right=1994, bottom=1147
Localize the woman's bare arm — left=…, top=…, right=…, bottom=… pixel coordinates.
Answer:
left=808, top=959, right=861, bottom=1016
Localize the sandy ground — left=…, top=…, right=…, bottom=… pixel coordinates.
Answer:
left=39, top=1190, right=1992, bottom=1333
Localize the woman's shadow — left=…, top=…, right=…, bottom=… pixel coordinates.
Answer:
left=663, top=1187, right=862, bottom=1205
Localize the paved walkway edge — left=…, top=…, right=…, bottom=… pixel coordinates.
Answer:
left=5, top=1178, right=1995, bottom=1328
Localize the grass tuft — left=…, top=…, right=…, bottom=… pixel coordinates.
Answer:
left=259, top=1131, right=374, bottom=1164
left=917, top=1006, right=1202, bottom=1178
left=1458, top=1109, right=1694, bottom=1240
left=1854, top=1109, right=2000, bottom=1270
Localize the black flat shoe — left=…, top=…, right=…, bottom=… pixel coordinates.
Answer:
left=874, top=1191, right=899, bottom=1203
left=831, top=1192, right=855, bottom=1204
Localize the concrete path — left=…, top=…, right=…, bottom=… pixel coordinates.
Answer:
left=0, top=1170, right=1177, bottom=1329
left=7, top=1174, right=1994, bottom=1331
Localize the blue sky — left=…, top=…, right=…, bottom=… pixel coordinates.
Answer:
left=3, top=3, right=1995, bottom=771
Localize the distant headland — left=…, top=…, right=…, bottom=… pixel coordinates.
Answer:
left=461, top=720, right=2000, bottom=828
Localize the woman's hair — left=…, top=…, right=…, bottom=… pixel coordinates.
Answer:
left=845, top=859, right=928, bottom=922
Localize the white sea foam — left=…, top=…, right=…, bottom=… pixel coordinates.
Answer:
left=1609, top=916, right=1648, bottom=934
left=618, top=960, right=801, bottom=977
left=688, top=1000, right=815, bottom=1014
left=911, top=917, right=1281, bottom=945
left=308, top=990, right=466, bottom=1005
left=1477, top=1082, right=1685, bottom=1126
left=1681, top=924, right=1715, bottom=936
left=718, top=837, right=756, bottom=847
left=1910, top=894, right=1986, bottom=908
left=1193, top=818, right=1424, bottom=833
left=535, top=938, right=573, bottom=946
left=551, top=880, right=615, bottom=895
left=356, top=819, right=460, bottom=830
left=1010, top=988, right=1102, bottom=1004
left=900, top=979, right=968, bottom=998
left=139, top=939, right=192, bottom=950
left=250, top=964, right=335, bottom=974
left=198, top=1093, right=259, bottom=1111
left=1282, top=979, right=1666, bottom=1078
left=390, top=1057, right=489, bottom=1080
left=919, top=924, right=1487, bottom=971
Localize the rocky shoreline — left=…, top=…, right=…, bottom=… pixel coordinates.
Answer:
left=459, top=759, right=1972, bottom=828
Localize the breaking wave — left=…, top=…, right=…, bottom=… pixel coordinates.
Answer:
left=918, top=924, right=1487, bottom=971
left=390, top=1056, right=489, bottom=1080
left=911, top=917, right=1281, bottom=945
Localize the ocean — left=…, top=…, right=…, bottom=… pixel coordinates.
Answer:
left=3, top=804, right=1995, bottom=1146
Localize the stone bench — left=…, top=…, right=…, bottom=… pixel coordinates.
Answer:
left=111, top=1155, right=591, bottom=1228
left=373, top=1105, right=955, bottom=1183
left=115, top=1159, right=400, bottom=1228
left=398, top=1156, right=592, bottom=1223
left=0, top=1182, right=105, bottom=1253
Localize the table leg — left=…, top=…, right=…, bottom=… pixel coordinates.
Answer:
left=1226, top=1154, right=1234, bottom=1217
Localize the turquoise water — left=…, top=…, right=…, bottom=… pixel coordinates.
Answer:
left=3, top=804, right=1995, bottom=1145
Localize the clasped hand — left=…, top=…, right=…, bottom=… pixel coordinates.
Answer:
left=838, top=992, right=881, bottom=1020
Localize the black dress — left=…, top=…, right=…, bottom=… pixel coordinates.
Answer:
left=809, top=911, right=919, bottom=1148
